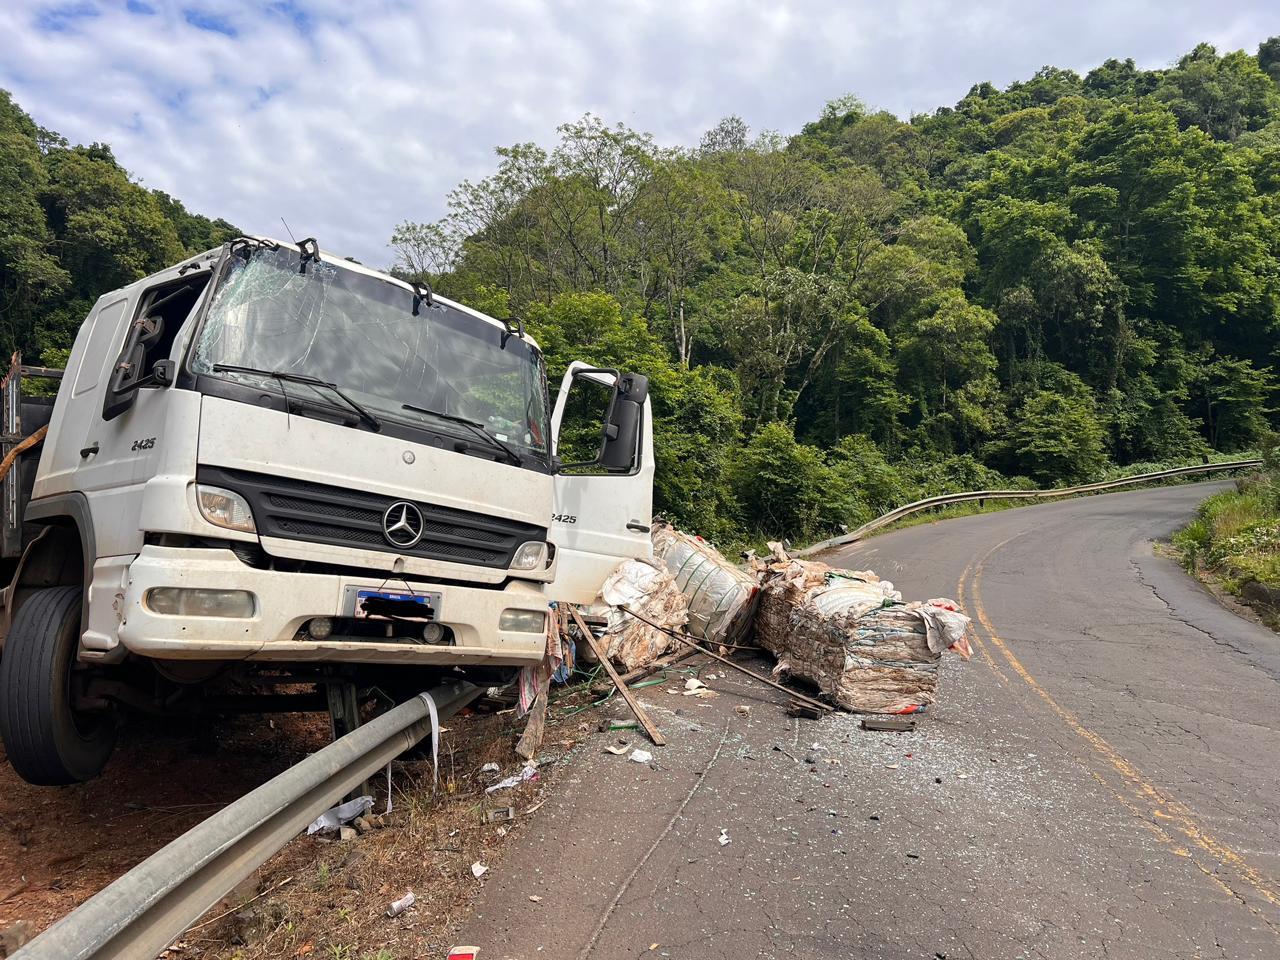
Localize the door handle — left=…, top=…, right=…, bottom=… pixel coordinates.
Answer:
left=80, top=442, right=99, bottom=459
left=626, top=521, right=648, bottom=533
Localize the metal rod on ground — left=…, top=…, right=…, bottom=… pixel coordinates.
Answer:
left=618, top=605, right=833, bottom=714
left=568, top=605, right=667, bottom=747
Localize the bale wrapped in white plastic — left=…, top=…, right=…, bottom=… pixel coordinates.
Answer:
left=598, top=558, right=690, bottom=670
left=651, top=522, right=760, bottom=647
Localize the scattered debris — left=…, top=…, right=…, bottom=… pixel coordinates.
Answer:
left=604, top=743, right=631, bottom=756
left=470, top=862, right=489, bottom=880
left=570, top=605, right=667, bottom=747
left=787, top=702, right=823, bottom=720
left=734, top=705, right=751, bottom=717
left=717, top=828, right=731, bottom=846
left=629, top=749, right=653, bottom=764
left=862, top=716, right=917, bottom=732
left=306, top=795, right=374, bottom=835
left=479, top=762, right=500, bottom=774
left=600, top=718, right=639, bottom=732
left=338, top=825, right=357, bottom=842
left=484, top=766, right=538, bottom=794
left=385, top=891, right=415, bottom=917
left=484, top=807, right=515, bottom=824
left=529, top=894, right=543, bottom=903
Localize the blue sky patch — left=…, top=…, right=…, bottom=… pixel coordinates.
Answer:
left=34, top=2, right=100, bottom=33
left=183, top=9, right=238, bottom=37
left=125, top=0, right=156, bottom=15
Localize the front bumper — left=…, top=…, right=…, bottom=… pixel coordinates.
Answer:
left=117, top=545, right=548, bottom=666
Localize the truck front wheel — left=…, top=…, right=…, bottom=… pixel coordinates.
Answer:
left=0, top=585, right=117, bottom=785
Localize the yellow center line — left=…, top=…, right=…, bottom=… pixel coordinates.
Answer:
left=966, top=536, right=1280, bottom=915
left=955, top=559, right=1009, bottom=686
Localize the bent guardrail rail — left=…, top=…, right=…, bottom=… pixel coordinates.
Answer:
left=14, top=679, right=482, bottom=960
left=798, top=458, right=1262, bottom=557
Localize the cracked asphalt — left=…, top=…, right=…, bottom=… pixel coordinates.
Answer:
left=461, top=481, right=1280, bottom=959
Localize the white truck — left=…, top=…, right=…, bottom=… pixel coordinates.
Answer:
left=0, top=237, right=655, bottom=785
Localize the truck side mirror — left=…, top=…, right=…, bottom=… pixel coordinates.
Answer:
left=599, top=372, right=648, bottom=471
left=554, top=368, right=646, bottom=474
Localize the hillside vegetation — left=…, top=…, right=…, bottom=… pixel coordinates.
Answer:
left=0, top=90, right=238, bottom=369
left=392, top=39, right=1280, bottom=545
left=3, top=40, right=1280, bottom=546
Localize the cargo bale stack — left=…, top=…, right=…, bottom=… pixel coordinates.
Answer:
left=752, top=545, right=972, bottom=714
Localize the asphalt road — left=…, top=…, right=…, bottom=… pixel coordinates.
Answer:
left=460, top=481, right=1280, bottom=959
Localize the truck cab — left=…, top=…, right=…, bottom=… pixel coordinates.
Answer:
left=0, top=237, right=654, bottom=784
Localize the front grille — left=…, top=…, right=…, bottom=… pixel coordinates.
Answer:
left=198, top=466, right=546, bottom=569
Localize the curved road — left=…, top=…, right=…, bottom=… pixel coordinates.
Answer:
left=461, top=481, right=1280, bottom=959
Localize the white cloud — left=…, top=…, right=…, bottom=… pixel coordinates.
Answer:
left=3, top=0, right=1278, bottom=266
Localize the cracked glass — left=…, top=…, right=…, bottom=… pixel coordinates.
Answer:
left=191, top=246, right=549, bottom=461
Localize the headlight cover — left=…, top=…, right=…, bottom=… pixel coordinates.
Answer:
left=499, top=608, right=547, bottom=633
left=147, top=588, right=256, bottom=618
left=196, top=484, right=256, bottom=533
left=509, top=540, right=549, bottom=571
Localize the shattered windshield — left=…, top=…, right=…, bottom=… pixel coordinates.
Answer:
left=190, top=245, right=549, bottom=461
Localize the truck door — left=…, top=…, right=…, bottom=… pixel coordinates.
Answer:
left=74, top=272, right=211, bottom=557
left=548, top=362, right=654, bottom=604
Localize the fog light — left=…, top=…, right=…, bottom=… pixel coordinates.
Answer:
left=196, top=484, right=256, bottom=533
left=146, top=588, right=256, bottom=618
left=422, top=622, right=447, bottom=644
left=307, top=616, right=334, bottom=640
left=499, top=608, right=546, bottom=633
left=510, top=541, right=548, bottom=571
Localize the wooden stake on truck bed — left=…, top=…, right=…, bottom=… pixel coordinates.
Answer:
left=567, top=605, right=667, bottom=747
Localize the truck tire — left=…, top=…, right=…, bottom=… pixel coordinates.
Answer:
left=0, top=585, right=116, bottom=784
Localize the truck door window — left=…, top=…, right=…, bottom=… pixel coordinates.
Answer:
left=102, top=273, right=210, bottom=420
left=557, top=373, right=620, bottom=474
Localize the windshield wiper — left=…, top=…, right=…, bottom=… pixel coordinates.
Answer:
left=400, top=402, right=522, bottom=466
left=212, top=363, right=382, bottom=433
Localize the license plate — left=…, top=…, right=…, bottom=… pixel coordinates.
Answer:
left=354, top=589, right=439, bottom=621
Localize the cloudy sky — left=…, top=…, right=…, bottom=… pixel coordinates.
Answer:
left=4, top=1, right=1279, bottom=266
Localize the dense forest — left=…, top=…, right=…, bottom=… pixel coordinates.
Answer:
left=392, top=39, right=1280, bottom=544
left=2, top=40, right=1279, bottom=546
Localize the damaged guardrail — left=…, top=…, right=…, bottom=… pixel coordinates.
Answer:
left=14, top=680, right=482, bottom=960
left=798, top=459, right=1263, bottom=557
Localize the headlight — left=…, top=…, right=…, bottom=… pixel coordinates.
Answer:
left=196, top=484, right=256, bottom=533
left=499, top=608, right=547, bottom=633
left=147, top=588, right=256, bottom=618
left=509, top=540, right=549, bottom=571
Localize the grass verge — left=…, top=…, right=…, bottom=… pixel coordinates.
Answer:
left=1172, top=475, right=1280, bottom=630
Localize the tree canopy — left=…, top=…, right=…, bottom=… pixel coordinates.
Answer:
left=388, top=38, right=1280, bottom=543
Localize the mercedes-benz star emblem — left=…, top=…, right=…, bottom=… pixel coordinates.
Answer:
left=382, top=501, right=425, bottom=548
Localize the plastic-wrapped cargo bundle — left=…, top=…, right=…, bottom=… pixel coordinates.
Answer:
left=753, top=544, right=971, bottom=713
left=597, top=558, right=690, bottom=670
left=651, top=522, right=759, bottom=647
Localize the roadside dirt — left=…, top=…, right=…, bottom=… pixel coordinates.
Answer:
left=174, top=680, right=627, bottom=960
left=0, top=711, right=330, bottom=951
left=0, top=674, right=631, bottom=960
